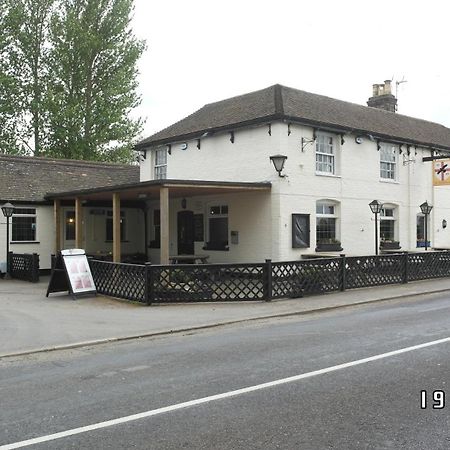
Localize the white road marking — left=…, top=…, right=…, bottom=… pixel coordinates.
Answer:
left=2, top=336, right=450, bottom=449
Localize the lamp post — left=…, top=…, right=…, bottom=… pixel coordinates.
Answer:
left=1, top=202, right=14, bottom=279
left=269, top=154, right=288, bottom=177
left=420, top=201, right=433, bottom=251
left=369, top=200, right=383, bottom=255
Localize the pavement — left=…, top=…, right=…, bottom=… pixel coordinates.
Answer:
left=1, top=275, right=450, bottom=358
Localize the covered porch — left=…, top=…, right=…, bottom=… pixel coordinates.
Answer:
left=46, top=179, right=272, bottom=265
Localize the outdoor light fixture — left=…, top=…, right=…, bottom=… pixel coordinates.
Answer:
left=420, top=201, right=433, bottom=251
left=369, top=200, right=383, bottom=255
left=443, top=219, right=447, bottom=229
left=269, top=154, right=287, bottom=177
left=1, top=202, right=14, bottom=279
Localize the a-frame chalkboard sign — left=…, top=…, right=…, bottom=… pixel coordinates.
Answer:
left=46, top=249, right=97, bottom=300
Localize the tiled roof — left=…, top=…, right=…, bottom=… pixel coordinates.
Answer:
left=136, top=84, right=450, bottom=150
left=0, top=155, right=139, bottom=203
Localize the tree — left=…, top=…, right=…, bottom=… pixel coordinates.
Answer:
left=46, top=0, right=145, bottom=162
left=0, top=0, right=145, bottom=162
left=0, top=0, right=54, bottom=156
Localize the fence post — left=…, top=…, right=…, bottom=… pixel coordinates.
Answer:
left=8, top=251, right=13, bottom=278
left=31, top=253, right=40, bottom=283
left=264, top=259, right=273, bottom=301
left=145, top=262, right=154, bottom=305
left=403, top=253, right=408, bottom=284
left=340, top=254, right=346, bottom=291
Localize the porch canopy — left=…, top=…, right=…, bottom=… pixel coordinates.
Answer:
left=45, top=179, right=271, bottom=264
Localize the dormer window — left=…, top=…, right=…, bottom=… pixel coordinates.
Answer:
left=154, top=149, right=167, bottom=180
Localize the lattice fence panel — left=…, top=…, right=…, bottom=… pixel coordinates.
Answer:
left=10, top=252, right=39, bottom=282
left=346, top=255, right=404, bottom=289
left=272, top=258, right=342, bottom=299
left=151, top=263, right=265, bottom=302
left=407, top=251, right=450, bottom=281
left=90, top=260, right=146, bottom=302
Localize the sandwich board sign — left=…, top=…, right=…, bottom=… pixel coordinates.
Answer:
left=46, top=249, right=97, bottom=300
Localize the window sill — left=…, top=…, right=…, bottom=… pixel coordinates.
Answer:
left=379, top=178, right=399, bottom=184
left=315, top=172, right=341, bottom=178
left=105, top=240, right=129, bottom=243
left=11, top=241, right=40, bottom=244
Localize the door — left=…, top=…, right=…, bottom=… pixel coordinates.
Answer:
left=177, top=210, right=195, bottom=254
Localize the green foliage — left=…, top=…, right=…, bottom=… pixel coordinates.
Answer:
left=0, top=0, right=145, bottom=161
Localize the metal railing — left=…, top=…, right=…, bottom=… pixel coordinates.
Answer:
left=88, top=251, right=450, bottom=304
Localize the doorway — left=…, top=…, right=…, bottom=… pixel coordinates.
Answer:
left=177, top=210, right=195, bottom=254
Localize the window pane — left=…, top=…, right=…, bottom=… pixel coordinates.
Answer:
left=155, top=149, right=167, bottom=165
left=209, top=217, right=228, bottom=245
left=14, top=208, right=35, bottom=215
left=66, top=211, right=75, bottom=240
left=12, top=216, right=36, bottom=241
left=380, top=219, right=395, bottom=241
left=417, top=215, right=425, bottom=241
left=316, top=217, right=336, bottom=243
left=210, top=206, right=221, bottom=215
left=106, top=218, right=125, bottom=241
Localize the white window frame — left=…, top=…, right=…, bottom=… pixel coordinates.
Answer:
left=154, top=148, right=167, bottom=180
left=380, top=143, right=398, bottom=181
left=11, top=207, right=38, bottom=242
left=380, top=206, right=397, bottom=242
left=315, top=132, right=336, bottom=175
left=315, top=200, right=339, bottom=244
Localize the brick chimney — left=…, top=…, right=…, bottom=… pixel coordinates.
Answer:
left=367, top=80, right=397, bottom=113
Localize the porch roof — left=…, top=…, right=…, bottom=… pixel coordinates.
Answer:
left=45, top=179, right=271, bottom=201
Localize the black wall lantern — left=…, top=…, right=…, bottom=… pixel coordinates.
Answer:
left=269, top=154, right=287, bottom=177
left=369, top=200, right=383, bottom=255
left=442, top=219, right=447, bottom=229
left=420, top=201, right=433, bottom=251
left=1, top=202, right=14, bottom=279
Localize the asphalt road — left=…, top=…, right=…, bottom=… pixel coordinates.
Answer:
left=2, top=292, right=450, bottom=449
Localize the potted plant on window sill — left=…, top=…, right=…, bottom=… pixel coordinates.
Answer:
left=315, top=238, right=343, bottom=252
left=380, top=240, right=401, bottom=250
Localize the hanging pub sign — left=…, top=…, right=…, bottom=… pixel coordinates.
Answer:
left=433, top=159, right=450, bottom=186
left=46, top=249, right=97, bottom=300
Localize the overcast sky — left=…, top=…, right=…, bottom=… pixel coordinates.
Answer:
left=132, top=0, right=450, bottom=139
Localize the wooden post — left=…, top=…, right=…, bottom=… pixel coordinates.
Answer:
left=113, top=193, right=121, bottom=263
left=54, top=199, right=61, bottom=252
left=160, top=187, right=169, bottom=265
left=75, top=198, right=83, bottom=249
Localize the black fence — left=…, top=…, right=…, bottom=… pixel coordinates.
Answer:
left=9, top=252, right=40, bottom=283
left=88, top=251, right=450, bottom=304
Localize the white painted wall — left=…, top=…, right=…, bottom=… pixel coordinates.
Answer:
left=147, top=191, right=272, bottom=264
left=141, top=120, right=450, bottom=260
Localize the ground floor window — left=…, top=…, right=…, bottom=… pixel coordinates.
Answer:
left=206, top=205, right=228, bottom=250
left=316, top=201, right=340, bottom=248
left=106, top=210, right=126, bottom=242
left=12, top=208, right=37, bottom=242
left=380, top=207, right=396, bottom=242
left=416, top=214, right=429, bottom=247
